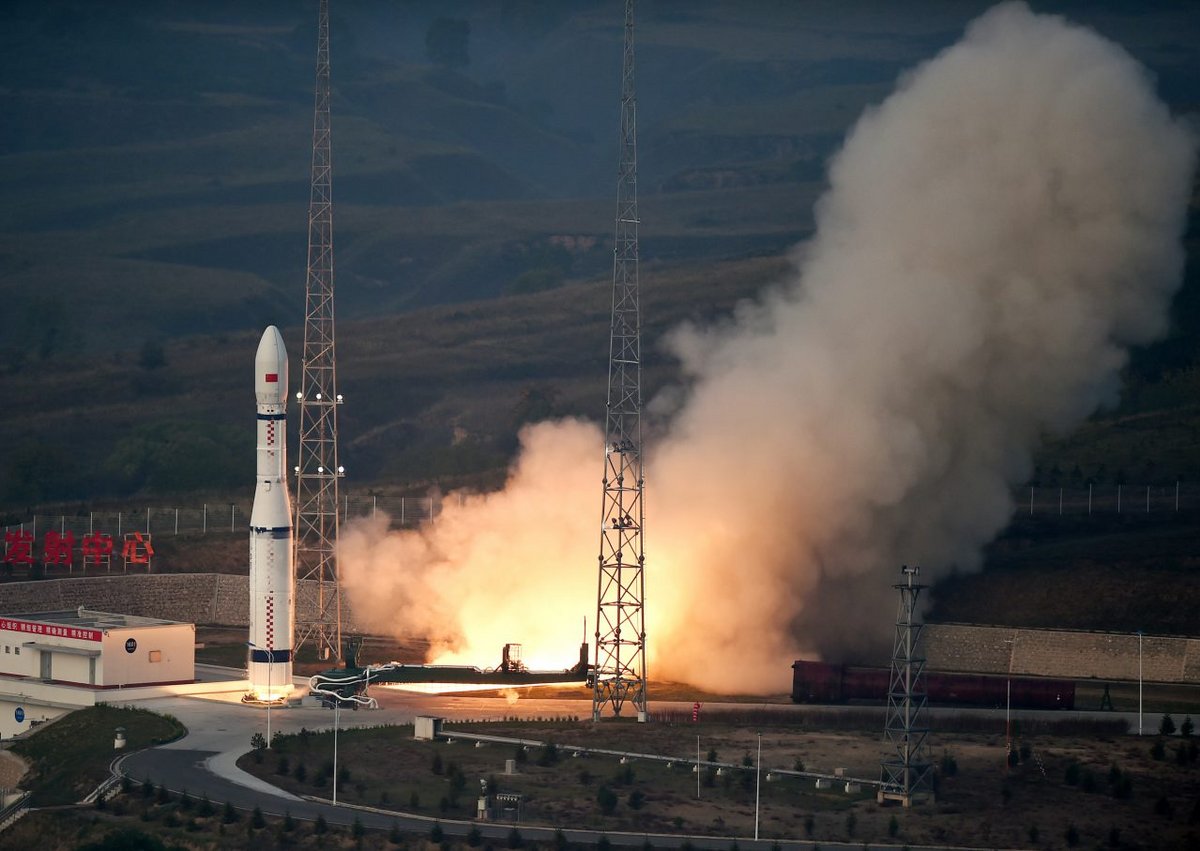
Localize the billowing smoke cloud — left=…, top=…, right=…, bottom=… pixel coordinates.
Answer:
left=340, top=3, right=1196, bottom=692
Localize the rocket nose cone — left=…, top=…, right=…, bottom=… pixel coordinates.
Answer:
left=256, top=325, right=288, bottom=404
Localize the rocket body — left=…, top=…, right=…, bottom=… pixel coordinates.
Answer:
left=248, top=325, right=294, bottom=701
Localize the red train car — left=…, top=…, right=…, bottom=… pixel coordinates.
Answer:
left=792, top=660, right=1074, bottom=710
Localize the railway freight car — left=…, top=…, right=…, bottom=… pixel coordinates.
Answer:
left=792, top=660, right=1074, bottom=710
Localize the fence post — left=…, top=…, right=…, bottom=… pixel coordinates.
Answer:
left=61, top=515, right=65, bottom=534
left=118, top=512, right=122, bottom=537
left=1059, top=488, right=1063, bottom=516
left=372, top=495, right=377, bottom=519
left=1176, top=481, right=1180, bottom=512
left=1029, top=486, right=1034, bottom=516
left=230, top=504, right=235, bottom=533
left=89, top=512, right=94, bottom=534
left=203, top=504, right=208, bottom=534
left=1117, top=485, right=1122, bottom=514
left=146, top=506, right=151, bottom=534
left=1146, top=486, right=1150, bottom=514
left=400, top=498, right=405, bottom=525
left=174, top=508, right=179, bottom=536
left=1088, top=484, right=1092, bottom=515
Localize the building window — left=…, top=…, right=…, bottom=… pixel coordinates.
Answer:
left=14, top=647, right=19, bottom=655
left=148, top=650, right=162, bottom=663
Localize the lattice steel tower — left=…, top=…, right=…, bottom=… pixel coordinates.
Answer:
left=593, top=0, right=647, bottom=723
left=879, top=565, right=934, bottom=806
left=294, top=0, right=343, bottom=662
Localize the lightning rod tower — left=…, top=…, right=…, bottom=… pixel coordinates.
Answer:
left=593, top=0, right=647, bottom=723
left=294, top=0, right=344, bottom=662
left=879, top=565, right=934, bottom=806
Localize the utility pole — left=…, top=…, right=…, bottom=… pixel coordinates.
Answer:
left=593, top=0, right=647, bottom=723
left=294, top=0, right=344, bottom=662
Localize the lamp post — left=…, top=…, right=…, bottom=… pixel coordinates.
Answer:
left=754, top=732, right=762, bottom=841
left=332, top=699, right=341, bottom=806
left=1137, top=631, right=1144, bottom=736
left=247, top=641, right=272, bottom=748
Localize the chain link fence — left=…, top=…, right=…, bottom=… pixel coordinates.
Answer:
left=3, top=483, right=1197, bottom=542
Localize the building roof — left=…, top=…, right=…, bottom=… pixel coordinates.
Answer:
left=4, top=608, right=186, bottom=629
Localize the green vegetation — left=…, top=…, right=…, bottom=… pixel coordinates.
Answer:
left=11, top=704, right=185, bottom=806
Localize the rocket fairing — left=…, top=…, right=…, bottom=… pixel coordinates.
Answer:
left=248, top=325, right=294, bottom=702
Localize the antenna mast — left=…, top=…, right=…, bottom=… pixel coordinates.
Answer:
left=294, top=0, right=343, bottom=661
left=593, top=0, right=647, bottom=722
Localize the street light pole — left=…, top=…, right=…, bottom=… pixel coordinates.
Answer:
left=1137, top=631, right=1144, bottom=736
left=754, top=732, right=762, bottom=841
left=333, top=700, right=341, bottom=806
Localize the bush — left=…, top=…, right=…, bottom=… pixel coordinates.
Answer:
left=1181, top=716, right=1194, bottom=738
left=155, top=784, right=171, bottom=805
left=314, top=814, right=327, bottom=835
left=222, top=801, right=239, bottom=824
left=1161, top=714, right=1177, bottom=736
left=430, top=822, right=444, bottom=842
left=178, top=790, right=192, bottom=811
left=940, top=751, right=957, bottom=777
left=141, top=778, right=154, bottom=799
left=250, top=732, right=267, bottom=751
left=597, top=785, right=618, bottom=815
left=251, top=806, right=265, bottom=829
left=198, top=795, right=215, bottom=817
left=628, top=789, right=646, bottom=810
left=390, top=821, right=403, bottom=844
left=352, top=817, right=365, bottom=839
left=538, top=742, right=559, bottom=766
left=553, top=827, right=568, bottom=850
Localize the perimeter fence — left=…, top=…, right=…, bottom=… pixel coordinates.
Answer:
left=3, top=482, right=1198, bottom=543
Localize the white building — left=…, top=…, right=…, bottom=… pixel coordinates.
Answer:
left=0, top=608, right=194, bottom=691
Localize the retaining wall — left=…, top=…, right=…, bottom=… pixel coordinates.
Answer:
left=0, top=574, right=369, bottom=633
left=924, top=623, right=1200, bottom=685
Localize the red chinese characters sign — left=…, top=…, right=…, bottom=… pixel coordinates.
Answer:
left=0, top=617, right=102, bottom=642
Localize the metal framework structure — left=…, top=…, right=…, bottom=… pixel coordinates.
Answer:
left=294, top=0, right=343, bottom=662
left=879, top=565, right=934, bottom=806
left=593, top=0, right=647, bottom=723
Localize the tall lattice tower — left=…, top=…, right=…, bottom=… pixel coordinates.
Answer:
left=293, top=0, right=343, bottom=662
left=593, top=0, right=647, bottom=723
left=879, top=565, right=934, bottom=806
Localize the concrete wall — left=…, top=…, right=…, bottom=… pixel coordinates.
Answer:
left=924, top=623, right=1200, bottom=685
left=0, top=574, right=368, bottom=632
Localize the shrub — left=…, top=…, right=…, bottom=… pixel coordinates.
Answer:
left=178, top=790, right=193, bottom=811
left=940, top=751, right=957, bottom=777
left=553, top=827, right=568, bottom=850
left=198, top=795, right=215, bottom=817
left=538, top=742, right=559, bottom=766
left=251, top=732, right=267, bottom=751
left=1161, top=714, right=1177, bottom=736
left=141, top=778, right=154, bottom=799
left=282, top=810, right=295, bottom=832
left=156, top=784, right=171, bottom=805
left=352, top=817, right=365, bottom=839
left=222, top=800, right=239, bottom=824
left=390, top=821, right=403, bottom=844
left=430, top=822, right=444, bottom=842
left=1181, top=716, right=1194, bottom=738
left=597, top=785, right=618, bottom=815
left=628, top=789, right=646, bottom=810
left=252, top=807, right=265, bottom=829
left=314, top=814, right=327, bottom=835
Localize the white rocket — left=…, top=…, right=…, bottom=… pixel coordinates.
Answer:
left=248, top=325, right=294, bottom=702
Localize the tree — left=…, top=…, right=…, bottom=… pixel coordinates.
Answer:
left=314, top=814, right=328, bottom=835
left=352, top=816, right=365, bottom=840
left=1181, top=716, right=1194, bottom=737
left=430, top=822, right=444, bottom=843
left=425, top=17, right=470, bottom=68
left=628, top=789, right=646, bottom=810
left=251, top=806, right=265, bottom=829
left=222, top=800, right=239, bottom=824
left=1161, top=714, right=1177, bottom=736
left=250, top=732, right=267, bottom=751
left=597, top=785, right=618, bottom=815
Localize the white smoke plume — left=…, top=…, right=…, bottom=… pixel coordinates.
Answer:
left=340, top=3, right=1196, bottom=692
